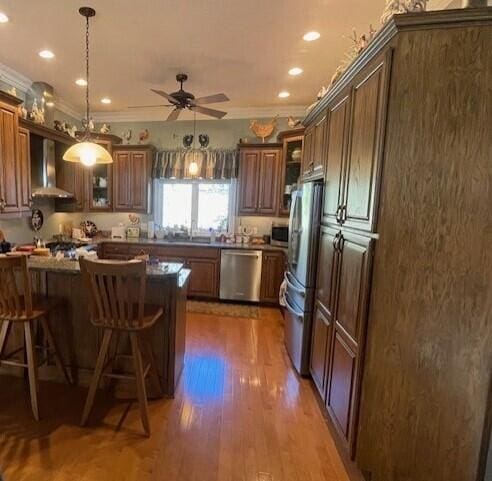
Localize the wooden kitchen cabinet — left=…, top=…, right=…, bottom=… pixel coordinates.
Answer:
left=310, top=304, right=332, bottom=397
left=301, top=112, right=326, bottom=182
left=113, top=145, right=153, bottom=213
left=322, top=92, right=351, bottom=225
left=260, top=250, right=285, bottom=304
left=311, top=226, right=340, bottom=399
left=311, top=226, right=373, bottom=456
left=187, top=258, right=219, bottom=298
left=0, top=94, right=21, bottom=215
left=325, top=231, right=373, bottom=455
left=278, top=128, right=304, bottom=216
left=237, top=144, right=281, bottom=216
left=257, top=150, right=280, bottom=215
left=342, top=55, right=389, bottom=232
left=317, top=53, right=390, bottom=232
left=17, top=127, right=32, bottom=213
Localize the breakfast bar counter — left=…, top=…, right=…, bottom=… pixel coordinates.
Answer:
left=0, top=258, right=190, bottom=397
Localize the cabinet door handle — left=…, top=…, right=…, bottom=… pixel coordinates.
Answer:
left=341, top=205, right=347, bottom=223
left=338, top=233, right=345, bottom=252
left=0, top=198, right=5, bottom=211
left=335, top=205, right=342, bottom=223
left=332, top=232, right=340, bottom=252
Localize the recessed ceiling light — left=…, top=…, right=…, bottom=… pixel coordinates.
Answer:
left=101, top=97, right=111, bottom=104
left=278, top=91, right=290, bottom=99
left=288, top=67, right=303, bottom=76
left=75, top=78, right=87, bottom=86
left=303, top=31, right=320, bottom=42
left=0, top=12, right=9, bottom=23
left=39, top=50, right=55, bottom=59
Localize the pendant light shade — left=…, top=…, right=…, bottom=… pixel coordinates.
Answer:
left=63, top=141, right=113, bottom=166
left=64, top=7, right=112, bottom=166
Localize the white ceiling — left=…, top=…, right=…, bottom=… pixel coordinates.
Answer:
left=0, top=0, right=453, bottom=121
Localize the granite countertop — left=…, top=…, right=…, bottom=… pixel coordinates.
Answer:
left=96, top=237, right=287, bottom=253
left=27, top=256, right=185, bottom=279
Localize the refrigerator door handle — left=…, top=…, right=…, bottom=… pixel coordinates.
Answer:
left=284, top=295, right=304, bottom=319
left=284, top=271, right=306, bottom=297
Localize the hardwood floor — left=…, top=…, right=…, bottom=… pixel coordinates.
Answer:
left=0, top=307, right=350, bottom=481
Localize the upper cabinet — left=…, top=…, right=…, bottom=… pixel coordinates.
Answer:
left=302, top=112, right=326, bottom=182
left=278, top=128, right=304, bottom=217
left=237, top=144, right=281, bottom=216
left=342, top=55, right=389, bottom=232
left=113, top=145, right=154, bottom=214
left=0, top=92, right=32, bottom=218
left=87, top=139, right=113, bottom=212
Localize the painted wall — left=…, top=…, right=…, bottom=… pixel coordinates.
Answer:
left=97, top=117, right=289, bottom=150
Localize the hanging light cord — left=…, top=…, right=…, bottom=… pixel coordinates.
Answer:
left=84, top=12, right=90, bottom=139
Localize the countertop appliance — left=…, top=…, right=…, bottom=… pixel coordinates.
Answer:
left=111, top=226, right=126, bottom=239
left=283, top=181, right=323, bottom=375
left=220, top=249, right=262, bottom=302
left=271, top=222, right=288, bottom=247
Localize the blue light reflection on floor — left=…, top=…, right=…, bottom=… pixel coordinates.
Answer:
left=182, top=352, right=227, bottom=403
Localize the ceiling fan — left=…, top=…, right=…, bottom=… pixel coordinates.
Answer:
left=129, top=73, right=229, bottom=121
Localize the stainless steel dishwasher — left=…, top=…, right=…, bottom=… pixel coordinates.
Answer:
left=220, top=249, right=262, bottom=302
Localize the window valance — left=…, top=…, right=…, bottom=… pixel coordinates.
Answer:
left=152, top=148, right=239, bottom=180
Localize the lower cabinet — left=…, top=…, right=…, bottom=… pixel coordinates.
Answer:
left=311, top=228, right=373, bottom=458
left=100, top=242, right=283, bottom=304
left=260, top=251, right=285, bottom=304
left=310, top=303, right=331, bottom=395
left=187, top=258, right=219, bottom=298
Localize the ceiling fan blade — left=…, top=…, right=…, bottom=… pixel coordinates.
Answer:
left=150, top=89, right=179, bottom=105
left=166, top=109, right=181, bottom=121
left=193, top=93, right=229, bottom=105
left=128, top=104, right=172, bottom=109
left=191, top=105, right=227, bottom=119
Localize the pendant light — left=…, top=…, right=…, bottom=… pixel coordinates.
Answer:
left=63, top=7, right=112, bottom=167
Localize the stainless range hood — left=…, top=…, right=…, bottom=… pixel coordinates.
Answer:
left=31, top=138, right=73, bottom=198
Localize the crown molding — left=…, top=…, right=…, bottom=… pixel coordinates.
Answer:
left=55, top=97, right=83, bottom=121
left=91, top=105, right=309, bottom=123
left=0, top=62, right=31, bottom=94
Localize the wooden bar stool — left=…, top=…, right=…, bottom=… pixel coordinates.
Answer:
left=79, top=258, right=163, bottom=436
left=0, top=255, right=71, bottom=421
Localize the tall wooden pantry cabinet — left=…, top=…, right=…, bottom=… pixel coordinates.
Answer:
left=304, top=8, right=492, bottom=481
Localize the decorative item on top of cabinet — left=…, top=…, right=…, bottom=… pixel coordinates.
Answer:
left=113, top=145, right=154, bottom=214
left=249, top=116, right=278, bottom=143
left=260, top=250, right=285, bottom=304
left=237, top=144, right=282, bottom=216
left=277, top=128, right=304, bottom=216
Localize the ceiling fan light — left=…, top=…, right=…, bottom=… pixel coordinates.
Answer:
left=63, top=141, right=113, bottom=165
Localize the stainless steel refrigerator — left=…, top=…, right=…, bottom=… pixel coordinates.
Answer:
left=283, top=181, right=323, bottom=375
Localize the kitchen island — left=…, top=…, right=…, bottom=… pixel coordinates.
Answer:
left=0, top=257, right=190, bottom=397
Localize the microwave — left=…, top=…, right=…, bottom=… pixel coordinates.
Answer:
left=271, top=223, right=289, bottom=247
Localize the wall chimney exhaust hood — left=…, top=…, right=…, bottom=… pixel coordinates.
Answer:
left=31, top=137, right=74, bottom=198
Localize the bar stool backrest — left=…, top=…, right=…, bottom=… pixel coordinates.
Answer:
left=0, top=255, right=33, bottom=319
left=80, top=258, right=147, bottom=330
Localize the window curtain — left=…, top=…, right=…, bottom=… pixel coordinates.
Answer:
left=152, top=148, right=239, bottom=180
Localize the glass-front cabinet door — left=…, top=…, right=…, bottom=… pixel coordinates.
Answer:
left=279, top=130, right=304, bottom=216
left=88, top=140, right=113, bottom=211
